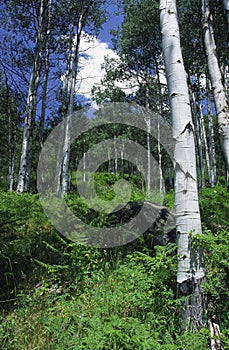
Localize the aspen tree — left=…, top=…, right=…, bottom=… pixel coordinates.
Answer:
left=17, top=0, right=49, bottom=193
left=159, top=0, right=205, bottom=331
left=202, top=0, right=229, bottom=176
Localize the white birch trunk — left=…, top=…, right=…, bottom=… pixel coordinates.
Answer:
left=158, top=114, right=164, bottom=197
left=121, top=138, right=125, bottom=175
left=9, top=128, right=16, bottom=192
left=145, top=82, right=151, bottom=196
left=199, top=101, right=211, bottom=186
left=207, top=78, right=217, bottom=186
left=114, top=134, right=118, bottom=176
left=156, top=62, right=165, bottom=196
left=108, top=150, right=111, bottom=173
left=189, top=83, right=205, bottom=188
left=146, top=120, right=151, bottom=196
left=159, top=0, right=205, bottom=331
left=209, top=318, right=224, bottom=350
left=17, top=0, right=47, bottom=193
left=61, top=10, right=84, bottom=195
left=83, top=152, right=86, bottom=183
left=39, top=0, right=52, bottom=155
left=202, top=0, right=229, bottom=173
left=5, top=80, right=17, bottom=192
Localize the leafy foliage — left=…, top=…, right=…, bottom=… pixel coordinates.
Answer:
left=0, top=180, right=228, bottom=348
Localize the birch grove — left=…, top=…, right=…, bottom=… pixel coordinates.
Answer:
left=159, top=0, right=205, bottom=331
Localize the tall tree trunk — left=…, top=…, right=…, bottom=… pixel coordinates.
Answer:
left=39, top=0, right=52, bottom=155
left=146, top=119, right=151, bottom=196
left=198, top=99, right=211, bottom=186
left=114, top=134, right=118, bottom=176
left=207, top=77, right=217, bottom=186
left=188, top=80, right=205, bottom=188
left=159, top=0, right=206, bottom=331
left=155, top=62, right=165, bottom=197
left=17, top=0, right=48, bottom=193
left=83, top=152, right=86, bottom=182
left=145, top=81, right=151, bottom=196
left=202, top=0, right=229, bottom=176
left=120, top=138, right=125, bottom=176
left=9, top=126, right=17, bottom=192
left=61, top=5, right=88, bottom=195
left=4, top=74, right=17, bottom=192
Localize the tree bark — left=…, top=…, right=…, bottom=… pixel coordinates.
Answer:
left=39, top=0, right=52, bottom=155
left=61, top=5, right=89, bottom=195
left=17, top=0, right=48, bottom=193
left=202, top=0, right=229, bottom=174
left=198, top=100, right=211, bottom=187
left=207, top=77, right=217, bottom=187
left=114, top=134, right=118, bottom=176
left=188, top=80, right=205, bottom=188
left=159, top=0, right=206, bottom=331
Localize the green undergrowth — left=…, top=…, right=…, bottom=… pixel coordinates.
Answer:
left=0, top=247, right=209, bottom=350
left=0, top=178, right=228, bottom=349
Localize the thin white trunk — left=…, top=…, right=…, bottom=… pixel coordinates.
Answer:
left=61, top=10, right=84, bottom=195
left=6, top=81, right=16, bottom=192
left=158, top=114, right=164, bottom=197
left=202, top=0, right=229, bottom=172
left=197, top=116, right=205, bottom=188
left=9, top=129, right=16, bottom=192
left=121, top=139, right=125, bottom=175
left=108, top=150, right=111, bottom=172
left=146, top=120, right=151, bottom=196
left=207, top=78, right=217, bottom=186
left=145, top=81, right=151, bottom=196
left=17, top=0, right=47, bottom=192
left=114, top=134, right=118, bottom=176
left=39, top=0, right=52, bottom=155
left=209, top=318, right=224, bottom=350
left=83, top=152, right=86, bottom=182
left=189, top=84, right=205, bottom=188
left=61, top=113, right=72, bottom=194
left=155, top=62, right=165, bottom=197
left=199, top=100, right=211, bottom=185
left=160, top=0, right=205, bottom=331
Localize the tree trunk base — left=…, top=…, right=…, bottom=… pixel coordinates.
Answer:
left=178, top=276, right=206, bottom=332
left=208, top=318, right=224, bottom=350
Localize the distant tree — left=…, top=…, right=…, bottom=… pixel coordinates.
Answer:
left=59, top=0, right=107, bottom=195
left=15, top=0, right=50, bottom=192
left=0, top=71, right=21, bottom=191
left=202, top=0, right=229, bottom=181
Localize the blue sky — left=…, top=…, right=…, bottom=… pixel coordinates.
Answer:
left=76, top=5, right=124, bottom=101
left=98, top=4, right=123, bottom=46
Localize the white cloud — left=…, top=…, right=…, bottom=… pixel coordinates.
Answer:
left=64, top=33, right=167, bottom=103
left=76, top=33, right=139, bottom=101
left=76, top=34, right=117, bottom=98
